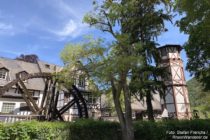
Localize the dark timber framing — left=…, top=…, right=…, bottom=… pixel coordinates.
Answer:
left=0, top=72, right=89, bottom=121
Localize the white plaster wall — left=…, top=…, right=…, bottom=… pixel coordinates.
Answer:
left=176, top=93, right=185, bottom=103
left=177, top=104, right=186, bottom=112
left=57, top=92, right=64, bottom=108
left=175, top=87, right=185, bottom=104
left=0, top=102, right=2, bottom=112
left=14, top=102, right=20, bottom=114
left=171, top=66, right=180, bottom=80
left=38, top=92, right=43, bottom=107
left=168, top=52, right=180, bottom=59
left=183, top=87, right=190, bottom=103
left=71, top=109, right=78, bottom=115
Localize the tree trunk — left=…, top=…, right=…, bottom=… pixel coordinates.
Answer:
left=123, top=79, right=134, bottom=140
left=111, top=76, right=134, bottom=140
left=146, top=92, right=154, bottom=121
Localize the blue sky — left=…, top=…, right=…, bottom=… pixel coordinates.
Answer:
left=0, top=0, right=192, bottom=80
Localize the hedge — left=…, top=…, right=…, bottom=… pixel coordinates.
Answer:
left=0, top=119, right=209, bottom=140
left=134, top=120, right=210, bottom=140
left=0, top=121, right=68, bottom=140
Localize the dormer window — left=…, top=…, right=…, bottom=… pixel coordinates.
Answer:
left=45, top=64, right=50, bottom=69
left=78, top=76, right=86, bottom=88
left=0, top=68, right=8, bottom=80
left=19, top=71, right=28, bottom=82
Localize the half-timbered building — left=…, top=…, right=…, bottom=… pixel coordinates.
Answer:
left=0, top=44, right=191, bottom=121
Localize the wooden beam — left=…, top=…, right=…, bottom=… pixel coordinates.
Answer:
left=47, top=80, right=57, bottom=118
left=53, top=91, right=59, bottom=115
left=17, top=77, right=40, bottom=112
left=40, top=79, right=50, bottom=109
left=16, top=84, right=36, bottom=113
left=59, top=99, right=75, bottom=115
left=55, top=108, right=64, bottom=121
left=0, top=72, right=51, bottom=96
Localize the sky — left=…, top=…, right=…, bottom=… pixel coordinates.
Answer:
left=0, top=0, right=192, bottom=80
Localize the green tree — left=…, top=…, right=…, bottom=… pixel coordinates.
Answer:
left=176, top=0, right=210, bottom=89
left=60, top=37, right=138, bottom=140
left=118, top=0, right=171, bottom=121
left=60, top=33, right=138, bottom=139
left=187, top=78, right=210, bottom=118
left=130, top=65, right=167, bottom=121
left=83, top=0, right=172, bottom=139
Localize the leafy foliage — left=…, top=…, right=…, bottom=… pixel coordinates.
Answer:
left=74, top=1, right=173, bottom=139
left=69, top=119, right=120, bottom=140
left=176, top=0, right=210, bottom=89
left=0, top=121, right=68, bottom=140
left=0, top=119, right=210, bottom=140
left=187, top=78, right=210, bottom=118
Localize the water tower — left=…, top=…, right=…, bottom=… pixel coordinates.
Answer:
left=158, top=45, right=191, bottom=119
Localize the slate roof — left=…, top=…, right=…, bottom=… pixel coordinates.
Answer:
left=0, top=57, right=62, bottom=91
left=131, top=94, right=162, bottom=111
left=101, top=93, right=162, bottom=112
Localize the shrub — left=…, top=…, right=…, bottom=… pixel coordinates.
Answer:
left=0, top=119, right=209, bottom=140
left=134, top=119, right=210, bottom=140
left=0, top=121, right=67, bottom=140
left=69, top=119, right=120, bottom=140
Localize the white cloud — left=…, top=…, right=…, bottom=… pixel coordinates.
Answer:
left=55, top=20, right=77, bottom=36
left=0, top=22, right=13, bottom=30
left=0, top=0, right=93, bottom=40
left=49, top=0, right=92, bottom=20
left=49, top=19, right=89, bottom=40
left=41, top=0, right=92, bottom=40
left=0, top=22, right=15, bottom=36
left=56, top=0, right=78, bottom=18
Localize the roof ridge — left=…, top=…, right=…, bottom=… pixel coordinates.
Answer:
left=0, top=56, right=62, bottom=67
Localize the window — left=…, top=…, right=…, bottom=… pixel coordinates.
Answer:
left=19, top=103, right=30, bottom=111
left=32, top=92, right=39, bottom=97
left=78, top=77, right=85, bottom=88
left=160, top=48, right=167, bottom=56
left=1, top=103, right=15, bottom=113
left=45, top=64, right=50, bottom=69
left=170, top=47, right=177, bottom=53
left=0, top=68, right=8, bottom=79
left=19, top=71, right=28, bottom=83
left=20, top=71, right=28, bottom=78
left=88, top=94, right=97, bottom=104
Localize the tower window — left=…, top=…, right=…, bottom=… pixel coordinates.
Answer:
left=161, top=48, right=167, bottom=56
left=170, top=47, right=177, bottom=53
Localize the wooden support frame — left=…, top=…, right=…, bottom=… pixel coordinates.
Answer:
left=0, top=72, right=89, bottom=121
left=16, top=84, right=36, bottom=113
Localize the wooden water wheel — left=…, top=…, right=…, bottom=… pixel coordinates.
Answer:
left=0, top=72, right=88, bottom=121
